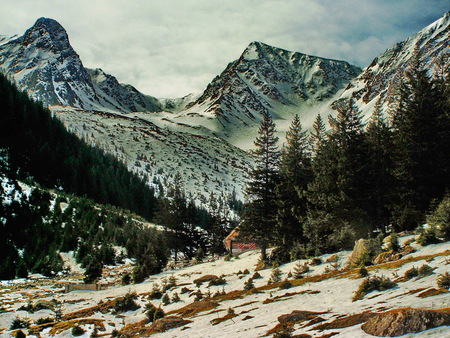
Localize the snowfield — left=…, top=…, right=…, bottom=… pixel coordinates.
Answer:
left=1, top=236, right=449, bottom=337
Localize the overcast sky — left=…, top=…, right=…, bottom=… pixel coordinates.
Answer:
left=1, top=1, right=448, bottom=98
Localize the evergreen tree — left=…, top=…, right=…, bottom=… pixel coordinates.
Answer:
left=240, top=113, right=280, bottom=262
left=274, top=114, right=311, bottom=260
left=390, top=55, right=447, bottom=230
left=309, top=114, right=326, bottom=155
left=365, top=99, right=395, bottom=228
left=156, top=172, right=189, bottom=262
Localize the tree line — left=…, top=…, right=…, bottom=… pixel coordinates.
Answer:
left=240, top=56, right=450, bottom=262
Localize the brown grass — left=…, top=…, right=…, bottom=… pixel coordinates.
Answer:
left=266, top=310, right=326, bottom=336
left=263, top=290, right=320, bottom=304
left=62, top=299, right=116, bottom=320
left=193, top=274, right=219, bottom=285
left=119, top=316, right=192, bottom=337
left=388, top=287, right=428, bottom=299
left=313, top=312, right=375, bottom=330
left=47, top=318, right=105, bottom=335
left=368, top=250, right=450, bottom=271
left=168, top=299, right=219, bottom=317
left=417, top=288, right=450, bottom=298
left=210, top=312, right=238, bottom=325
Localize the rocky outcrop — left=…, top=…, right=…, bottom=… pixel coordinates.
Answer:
left=362, top=308, right=450, bottom=337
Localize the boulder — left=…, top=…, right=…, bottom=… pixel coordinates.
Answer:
left=362, top=308, right=450, bottom=337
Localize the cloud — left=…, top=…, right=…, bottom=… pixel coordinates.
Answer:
left=0, top=0, right=448, bottom=97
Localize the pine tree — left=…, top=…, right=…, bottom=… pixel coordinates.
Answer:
left=365, top=99, right=395, bottom=228
left=240, top=113, right=280, bottom=262
left=309, top=114, right=326, bottom=155
left=275, top=114, right=311, bottom=260
left=390, top=54, right=447, bottom=230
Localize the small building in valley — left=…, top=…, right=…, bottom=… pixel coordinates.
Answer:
left=223, top=227, right=258, bottom=254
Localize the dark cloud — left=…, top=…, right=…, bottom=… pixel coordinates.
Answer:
left=0, top=0, right=448, bottom=97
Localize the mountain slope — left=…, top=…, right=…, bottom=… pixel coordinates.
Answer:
left=167, top=41, right=361, bottom=145
left=332, top=12, right=450, bottom=116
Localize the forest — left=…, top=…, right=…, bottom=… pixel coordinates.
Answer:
left=0, top=73, right=236, bottom=281
left=1, top=55, right=449, bottom=282
left=240, top=57, right=450, bottom=263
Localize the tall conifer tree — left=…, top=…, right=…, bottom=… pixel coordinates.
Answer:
left=275, top=114, right=311, bottom=260
left=240, top=113, right=280, bottom=261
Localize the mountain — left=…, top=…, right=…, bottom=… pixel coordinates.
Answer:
left=0, top=18, right=163, bottom=113
left=1, top=14, right=448, bottom=200
left=332, top=12, right=450, bottom=116
left=167, top=41, right=361, bottom=145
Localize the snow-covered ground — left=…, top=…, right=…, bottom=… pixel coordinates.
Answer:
left=1, top=236, right=449, bottom=337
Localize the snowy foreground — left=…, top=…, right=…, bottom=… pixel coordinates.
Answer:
left=0, top=237, right=449, bottom=337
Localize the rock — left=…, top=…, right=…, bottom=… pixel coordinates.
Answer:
left=362, top=308, right=450, bottom=337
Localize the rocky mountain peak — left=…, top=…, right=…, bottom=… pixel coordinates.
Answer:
left=21, top=17, right=73, bottom=55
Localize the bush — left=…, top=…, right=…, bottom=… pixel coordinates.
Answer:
left=279, top=279, right=292, bottom=290
left=10, top=317, right=30, bottom=330
left=437, top=272, right=450, bottom=289
left=252, top=271, right=262, bottom=279
left=353, top=275, right=396, bottom=301
left=404, top=267, right=419, bottom=279
left=358, top=266, right=369, bottom=278
left=14, top=331, right=26, bottom=338
left=208, top=276, right=226, bottom=287
left=149, top=284, right=163, bottom=300
left=427, top=194, right=450, bottom=240
left=310, top=258, right=322, bottom=266
left=121, top=273, right=131, bottom=286
left=83, top=260, right=103, bottom=284
left=416, top=227, right=440, bottom=246
left=171, top=292, right=181, bottom=303
left=387, top=233, right=400, bottom=252
left=418, top=264, right=433, bottom=276
left=34, top=317, right=55, bottom=325
left=244, top=278, right=254, bottom=290
left=162, top=293, right=170, bottom=305
left=145, top=302, right=165, bottom=322
left=293, top=262, right=309, bottom=279
left=268, top=268, right=282, bottom=284
left=112, top=291, right=140, bottom=314
left=132, top=265, right=147, bottom=284
left=71, top=325, right=85, bottom=336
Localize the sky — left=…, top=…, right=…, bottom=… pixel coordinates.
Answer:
left=0, top=1, right=448, bottom=98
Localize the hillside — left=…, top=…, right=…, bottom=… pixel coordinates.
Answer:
left=0, top=236, right=449, bottom=337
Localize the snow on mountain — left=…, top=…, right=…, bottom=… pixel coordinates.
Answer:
left=52, top=106, right=251, bottom=203
left=166, top=41, right=362, bottom=147
left=0, top=18, right=164, bottom=113
left=332, top=12, right=450, bottom=117
left=1, top=13, right=448, bottom=200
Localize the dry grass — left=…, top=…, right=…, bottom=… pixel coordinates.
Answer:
left=62, top=299, right=116, bottom=320
left=47, top=318, right=105, bottom=335
left=266, top=310, right=326, bottom=336
left=313, top=312, right=375, bottom=330
left=417, top=288, right=450, bottom=298
left=193, top=274, right=219, bottom=285
left=168, top=299, right=219, bottom=317
left=119, top=316, right=192, bottom=337
left=210, top=312, right=238, bottom=325
left=368, top=250, right=450, bottom=271
left=388, top=287, right=428, bottom=299
left=263, top=290, right=320, bottom=304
